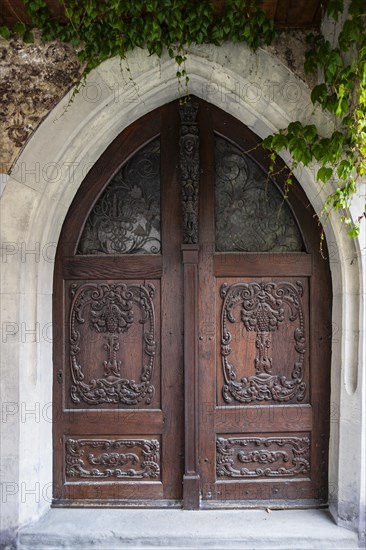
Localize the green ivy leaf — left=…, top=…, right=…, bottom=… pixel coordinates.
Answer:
left=0, top=25, right=11, bottom=40
left=311, top=84, right=327, bottom=105
left=262, top=136, right=274, bottom=150
left=317, top=166, right=333, bottom=183
left=271, top=133, right=288, bottom=151
left=14, top=22, right=27, bottom=37
left=23, top=30, right=34, bottom=43
left=303, top=125, right=318, bottom=142
left=337, top=159, right=353, bottom=179
left=348, top=224, right=360, bottom=238
left=287, top=121, right=302, bottom=135
left=326, top=0, right=344, bottom=21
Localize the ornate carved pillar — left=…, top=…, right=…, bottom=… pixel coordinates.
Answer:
left=179, top=99, right=200, bottom=508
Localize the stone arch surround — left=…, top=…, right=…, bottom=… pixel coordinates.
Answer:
left=1, top=43, right=364, bottom=543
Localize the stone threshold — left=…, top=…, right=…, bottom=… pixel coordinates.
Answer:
left=17, top=508, right=360, bottom=549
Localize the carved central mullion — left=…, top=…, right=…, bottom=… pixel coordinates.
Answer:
left=181, top=245, right=200, bottom=509
left=179, top=100, right=200, bottom=244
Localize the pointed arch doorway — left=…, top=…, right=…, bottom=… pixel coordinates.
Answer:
left=53, top=98, right=331, bottom=509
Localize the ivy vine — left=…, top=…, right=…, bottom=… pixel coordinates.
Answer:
left=0, top=0, right=277, bottom=81
left=0, top=0, right=365, bottom=239
left=263, top=0, right=365, bottom=239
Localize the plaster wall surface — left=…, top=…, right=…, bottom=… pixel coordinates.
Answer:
left=0, top=42, right=365, bottom=546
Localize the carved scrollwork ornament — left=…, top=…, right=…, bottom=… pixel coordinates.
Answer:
left=69, top=282, right=156, bottom=405
left=220, top=280, right=306, bottom=403
left=216, top=436, right=310, bottom=478
left=179, top=99, right=200, bottom=244
left=66, top=438, right=160, bottom=479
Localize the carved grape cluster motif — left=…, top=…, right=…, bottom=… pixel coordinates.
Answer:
left=220, top=281, right=306, bottom=403
left=69, top=282, right=156, bottom=405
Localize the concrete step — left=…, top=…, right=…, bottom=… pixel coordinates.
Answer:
left=17, top=508, right=360, bottom=549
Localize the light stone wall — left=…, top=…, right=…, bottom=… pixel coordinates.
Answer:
left=0, top=43, right=365, bottom=545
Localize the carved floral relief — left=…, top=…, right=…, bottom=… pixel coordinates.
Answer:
left=220, top=280, right=306, bottom=403
left=66, top=438, right=160, bottom=479
left=69, top=282, right=156, bottom=406
left=217, top=436, right=310, bottom=478
left=179, top=100, right=200, bottom=244
left=0, top=33, right=81, bottom=171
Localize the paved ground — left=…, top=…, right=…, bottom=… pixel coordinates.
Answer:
left=17, top=508, right=360, bottom=549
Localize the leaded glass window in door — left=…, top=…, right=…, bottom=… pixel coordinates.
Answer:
left=214, top=136, right=304, bottom=252
left=78, top=138, right=161, bottom=255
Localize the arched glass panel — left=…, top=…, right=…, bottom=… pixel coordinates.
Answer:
left=78, top=138, right=161, bottom=255
left=215, top=136, right=303, bottom=252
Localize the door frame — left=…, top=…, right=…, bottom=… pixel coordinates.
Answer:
left=2, top=44, right=364, bottom=538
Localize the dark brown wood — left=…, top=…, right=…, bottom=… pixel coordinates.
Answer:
left=178, top=95, right=201, bottom=510
left=52, top=498, right=181, bottom=508
left=62, top=410, right=163, bottom=435
left=197, top=100, right=331, bottom=507
left=214, top=405, right=313, bottom=433
left=54, top=96, right=331, bottom=509
left=63, top=256, right=163, bottom=279
left=213, top=253, right=312, bottom=277
left=0, top=0, right=64, bottom=25
left=53, top=102, right=184, bottom=504
left=62, top=481, right=163, bottom=502
left=261, top=0, right=279, bottom=20
left=197, top=100, right=217, bottom=509
left=275, top=0, right=324, bottom=27
left=159, top=101, right=184, bottom=501
left=182, top=245, right=200, bottom=509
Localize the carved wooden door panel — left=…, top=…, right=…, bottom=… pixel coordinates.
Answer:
left=53, top=105, right=184, bottom=504
left=54, top=98, right=331, bottom=508
left=198, top=104, right=331, bottom=507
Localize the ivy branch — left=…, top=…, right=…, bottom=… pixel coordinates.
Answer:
left=0, top=0, right=276, bottom=85
left=262, top=0, right=366, bottom=238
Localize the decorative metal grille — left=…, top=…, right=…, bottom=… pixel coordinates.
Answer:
left=78, top=138, right=161, bottom=255
left=215, top=136, right=303, bottom=252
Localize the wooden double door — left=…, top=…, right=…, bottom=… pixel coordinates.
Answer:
left=53, top=98, right=331, bottom=508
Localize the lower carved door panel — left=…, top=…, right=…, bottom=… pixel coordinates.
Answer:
left=53, top=98, right=331, bottom=508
